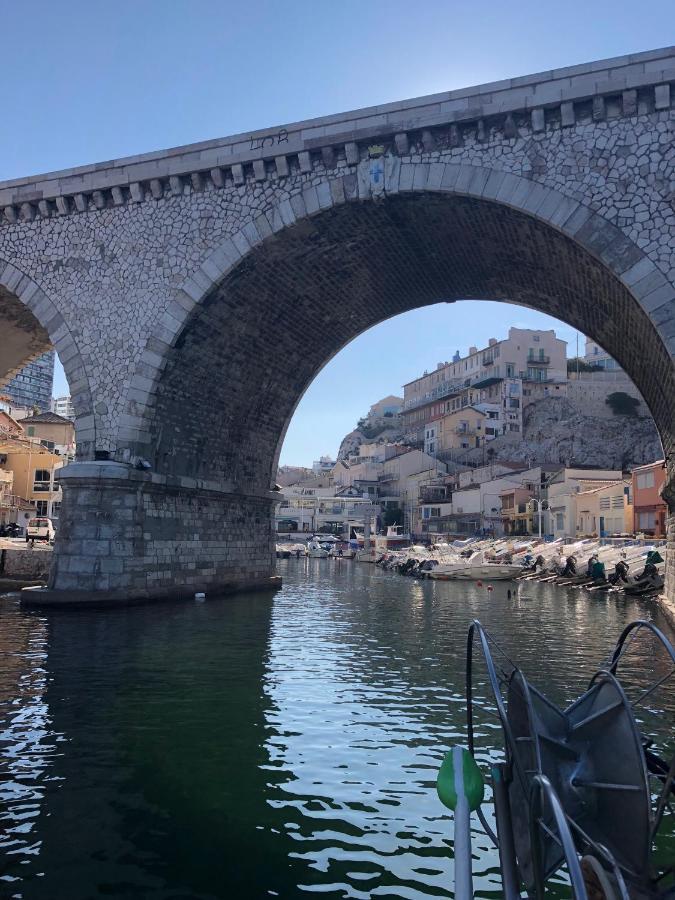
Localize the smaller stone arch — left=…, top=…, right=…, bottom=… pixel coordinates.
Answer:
left=0, top=259, right=95, bottom=457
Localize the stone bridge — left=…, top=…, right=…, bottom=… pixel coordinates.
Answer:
left=1, top=47, right=674, bottom=607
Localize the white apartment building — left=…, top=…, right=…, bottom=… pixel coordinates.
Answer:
left=51, top=395, right=76, bottom=420
left=312, top=455, right=336, bottom=474
left=584, top=337, right=622, bottom=372
left=546, top=468, right=623, bottom=538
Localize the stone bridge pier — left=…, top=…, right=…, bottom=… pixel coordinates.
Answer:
left=0, top=47, right=674, bottom=607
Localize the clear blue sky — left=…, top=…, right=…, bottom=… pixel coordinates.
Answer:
left=5, top=0, right=668, bottom=464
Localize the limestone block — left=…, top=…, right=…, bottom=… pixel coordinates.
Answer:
left=345, top=142, right=359, bottom=166
left=274, top=156, right=289, bottom=177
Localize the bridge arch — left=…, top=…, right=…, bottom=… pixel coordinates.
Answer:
left=0, top=260, right=96, bottom=456
left=129, top=165, right=674, bottom=488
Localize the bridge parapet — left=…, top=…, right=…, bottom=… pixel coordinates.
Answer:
left=0, top=47, right=673, bottom=224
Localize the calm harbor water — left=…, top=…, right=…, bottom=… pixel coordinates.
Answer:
left=1, top=560, right=673, bottom=899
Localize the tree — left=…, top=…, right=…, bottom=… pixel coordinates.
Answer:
left=382, top=507, right=403, bottom=528
left=567, top=357, right=603, bottom=373
left=606, top=391, right=640, bottom=416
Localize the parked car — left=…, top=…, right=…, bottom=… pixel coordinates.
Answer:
left=0, top=522, right=24, bottom=538
left=26, top=517, right=56, bottom=544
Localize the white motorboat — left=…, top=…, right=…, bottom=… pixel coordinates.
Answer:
left=307, top=540, right=331, bottom=558
left=430, top=550, right=522, bottom=581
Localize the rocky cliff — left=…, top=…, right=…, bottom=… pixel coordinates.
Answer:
left=460, top=397, right=661, bottom=469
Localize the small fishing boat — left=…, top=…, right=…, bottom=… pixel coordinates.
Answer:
left=430, top=550, right=522, bottom=581
left=306, top=540, right=331, bottom=558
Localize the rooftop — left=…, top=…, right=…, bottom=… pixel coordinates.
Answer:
left=17, top=412, right=74, bottom=425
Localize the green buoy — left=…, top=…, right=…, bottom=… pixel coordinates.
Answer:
left=437, top=746, right=485, bottom=899
left=437, top=746, right=485, bottom=812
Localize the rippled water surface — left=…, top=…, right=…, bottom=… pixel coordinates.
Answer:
left=1, top=561, right=673, bottom=898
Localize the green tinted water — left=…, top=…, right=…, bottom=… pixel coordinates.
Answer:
left=1, top=560, right=673, bottom=898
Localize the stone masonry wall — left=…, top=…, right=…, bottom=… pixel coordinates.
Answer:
left=45, top=462, right=276, bottom=601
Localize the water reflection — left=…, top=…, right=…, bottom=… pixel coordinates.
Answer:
left=0, top=562, right=672, bottom=898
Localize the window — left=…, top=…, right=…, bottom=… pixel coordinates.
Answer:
left=636, top=471, right=655, bottom=490
left=555, top=513, right=564, bottom=530
left=533, top=335, right=540, bottom=342
left=599, top=497, right=610, bottom=509
left=611, top=496, right=624, bottom=508
left=51, top=501, right=61, bottom=518
left=431, top=507, right=441, bottom=518
left=33, top=469, right=51, bottom=492
left=35, top=500, right=48, bottom=516
left=40, top=440, right=55, bottom=451
left=506, top=364, right=515, bottom=377
left=638, top=511, right=656, bottom=530
left=27, top=426, right=35, bottom=436
left=428, top=442, right=435, bottom=454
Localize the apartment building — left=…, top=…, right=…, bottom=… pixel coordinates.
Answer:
left=632, top=460, right=667, bottom=537
left=402, top=328, right=566, bottom=445
left=51, top=395, right=76, bottom=420
left=576, top=479, right=632, bottom=536
left=4, top=350, right=55, bottom=412
left=584, top=337, right=622, bottom=372
left=17, top=412, right=76, bottom=458
left=547, top=468, right=623, bottom=538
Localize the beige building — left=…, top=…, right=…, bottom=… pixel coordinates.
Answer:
left=425, top=406, right=488, bottom=454
left=0, top=437, right=65, bottom=523
left=16, top=411, right=76, bottom=458
left=403, top=328, right=567, bottom=410
left=546, top=468, right=623, bottom=538
left=576, top=479, right=632, bottom=537
left=368, top=395, right=403, bottom=418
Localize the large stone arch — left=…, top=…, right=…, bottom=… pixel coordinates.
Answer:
left=128, top=165, right=674, bottom=480
left=39, top=164, right=675, bottom=605
left=0, top=260, right=96, bottom=456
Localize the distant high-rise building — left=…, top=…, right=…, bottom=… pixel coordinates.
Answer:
left=4, top=351, right=55, bottom=412
left=51, top=395, right=76, bottom=420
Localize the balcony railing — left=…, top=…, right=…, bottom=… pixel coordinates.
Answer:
left=526, top=355, right=550, bottom=365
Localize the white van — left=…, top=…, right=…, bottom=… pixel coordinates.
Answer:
left=26, top=517, right=56, bottom=544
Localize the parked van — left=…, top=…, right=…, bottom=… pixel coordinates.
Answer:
left=26, top=517, right=56, bottom=544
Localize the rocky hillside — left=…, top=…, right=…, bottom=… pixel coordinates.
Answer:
left=460, top=397, right=661, bottom=470
left=337, top=423, right=406, bottom=459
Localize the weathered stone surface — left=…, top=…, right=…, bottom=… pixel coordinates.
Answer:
left=0, top=46, right=673, bottom=603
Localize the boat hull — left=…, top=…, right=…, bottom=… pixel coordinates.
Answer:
left=431, top=564, right=522, bottom=581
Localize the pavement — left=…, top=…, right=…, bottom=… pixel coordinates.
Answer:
left=0, top=537, right=53, bottom=552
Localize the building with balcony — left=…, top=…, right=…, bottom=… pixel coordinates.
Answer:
left=632, top=460, right=666, bottom=538
left=584, top=337, right=622, bottom=372
left=51, top=395, right=76, bottom=420
left=402, top=327, right=567, bottom=415
left=424, top=406, right=487, bottom=454
left=0, top=438, right=65, bottom=523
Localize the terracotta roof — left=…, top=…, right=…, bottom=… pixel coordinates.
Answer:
left=17, top=412, right=73, bottom=425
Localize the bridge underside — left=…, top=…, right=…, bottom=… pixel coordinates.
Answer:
left=38, top=193, right=675, bottom=605
left=0, top=286, right=51, bottom=386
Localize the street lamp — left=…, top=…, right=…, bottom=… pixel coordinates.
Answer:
left=527, top=498, right=549, bottom=539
